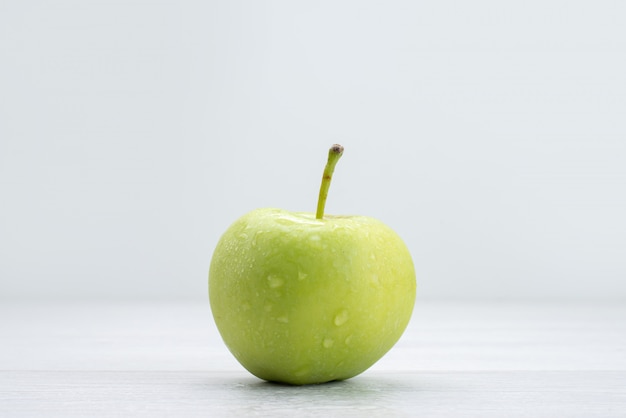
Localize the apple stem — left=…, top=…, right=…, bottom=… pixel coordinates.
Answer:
left=316, top=144, right=344, bottom=220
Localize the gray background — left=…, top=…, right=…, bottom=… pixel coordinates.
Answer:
left=1, top=0, right=625, bottom=303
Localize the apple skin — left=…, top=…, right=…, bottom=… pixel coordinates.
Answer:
left=209, top=208, right=416, bottom=385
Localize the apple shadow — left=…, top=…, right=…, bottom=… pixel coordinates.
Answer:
left=196, top=371, right=425, bottom=416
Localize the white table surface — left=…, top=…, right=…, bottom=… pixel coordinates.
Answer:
left=1, top=301, right=625, bottom=417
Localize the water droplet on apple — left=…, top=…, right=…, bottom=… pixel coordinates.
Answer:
left=370, top=253, right=376, bottom=261
left=323, top=338, right=334, bottom=348
left=371, top=274, right=380, bottom=286
left=334, top=309, right=349, bottom=326
left=298, top=271, right=308, bottom=281
left=309, top=235, right=321, bottom=241
left=276, top=315, right=289, bottom=323
left=344, top=335, right=353, bottom=345
left=294, top=366, right=309, bottom=377
left=267, top=275, right=284, bottom=288
left=252, top=230, right=265, bottom=247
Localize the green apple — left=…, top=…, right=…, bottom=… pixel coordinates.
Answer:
left=209, top=145, right=416, bottom=385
